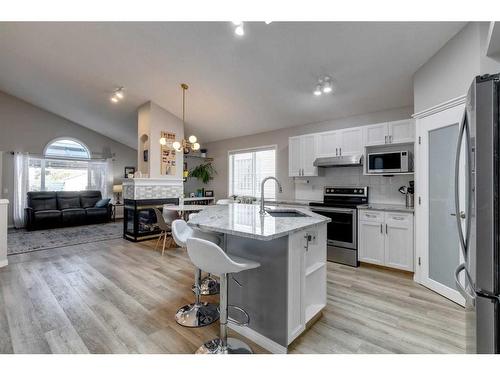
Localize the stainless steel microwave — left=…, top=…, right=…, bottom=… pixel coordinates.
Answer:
left=367, top=151, right=412, bottom=173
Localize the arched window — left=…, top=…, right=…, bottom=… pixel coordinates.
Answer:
left=44, top=138, right=91, bottom=159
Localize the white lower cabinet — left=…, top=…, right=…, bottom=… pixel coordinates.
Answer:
left=287, top=224, right=327, bottom=344
left=358, top=209, right=414, bottom=271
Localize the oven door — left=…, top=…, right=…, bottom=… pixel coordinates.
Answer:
left=310, top=207, right=357, bottom=249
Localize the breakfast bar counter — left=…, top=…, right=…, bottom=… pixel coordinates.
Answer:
left=188, top=204, right=330, bottom=353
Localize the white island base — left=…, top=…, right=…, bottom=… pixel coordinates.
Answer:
left=224, top=224, right=327, bottom=353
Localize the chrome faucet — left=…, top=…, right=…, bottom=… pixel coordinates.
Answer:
left=259, top=177, right=283, bottom=215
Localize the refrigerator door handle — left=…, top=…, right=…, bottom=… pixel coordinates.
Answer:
left=455, top=262, right=476, bottom=301
left=454, top=109, right=471, bottom=260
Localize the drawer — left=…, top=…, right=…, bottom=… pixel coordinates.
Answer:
left=385, top=212, right=412, bottom=226
left=358, top=210, right=384, bottom=222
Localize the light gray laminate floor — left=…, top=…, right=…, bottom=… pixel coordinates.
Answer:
left=0, top=237, right=466, bottom=354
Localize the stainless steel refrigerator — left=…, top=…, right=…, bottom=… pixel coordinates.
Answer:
left=455, top=73, right=500, bottom=354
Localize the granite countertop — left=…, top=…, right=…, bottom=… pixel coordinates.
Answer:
left=187, top=203, right=331, bottom=241
left=357, top=203, right=414, bottom=213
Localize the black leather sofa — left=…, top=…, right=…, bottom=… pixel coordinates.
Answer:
left=25, top=190, right=112, bottom=231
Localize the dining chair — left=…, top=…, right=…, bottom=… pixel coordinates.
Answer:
left=154, top=207, right=178, bottom=255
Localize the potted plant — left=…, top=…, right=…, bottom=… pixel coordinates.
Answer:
left=189, top=162, right=217, bottom=184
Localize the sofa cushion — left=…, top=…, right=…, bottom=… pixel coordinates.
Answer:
left=61, top=208, right=86, bottom=225
left=57, top=192, right=81, bottom=210
left=85, top=207, right=109, bottom=221
left=80, top=190, right=103, bottom=208
left=34, top=210, right=61, bottom=221
left=95, top=198, right=111, bottom=208
left=28, top=192, right=57, bottom=211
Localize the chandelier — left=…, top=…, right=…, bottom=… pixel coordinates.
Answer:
left=160, top=83, right=200, bottom=154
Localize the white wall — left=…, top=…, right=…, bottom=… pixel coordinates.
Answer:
left=203, top=106, right=413, bottom=201
left=137, top=101, right=184, bottom=180
left=413, top=22, right=500, bottom=114
left=413, top=23, right=481, bottom=113
left=0, top=90, right=137, bottom=226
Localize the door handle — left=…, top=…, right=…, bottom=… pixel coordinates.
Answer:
left=450, top=211, right=466, bottom=219
left=454, top=109, right=471, bottom=260
left=339, top=147, right=342, bottom=155
left=336, top=148, right=338, bottom=156
left=389, top=135, right=392, bottom=143
left=385, top=224, right=388, bottom=234
left=380, top=224, right=383, bottom=233
left=384, top=135, right=387, bottom=144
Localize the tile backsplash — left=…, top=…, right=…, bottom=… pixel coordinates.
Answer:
left=294, top=166, right=413, bottom=205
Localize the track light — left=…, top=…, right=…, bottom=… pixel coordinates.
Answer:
left=110, top=87, right=125, bottom=103
left=235, top=24, right=244, bottom=36
left=322, top=77, right=333, bottom=93
left=313, top=76, right=334, bottom=96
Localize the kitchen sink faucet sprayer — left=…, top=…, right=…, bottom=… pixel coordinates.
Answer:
left=259, top=177, right=283, bottom=215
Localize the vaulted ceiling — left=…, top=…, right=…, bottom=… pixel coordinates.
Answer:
left=0, top=22, right=465, bottom=149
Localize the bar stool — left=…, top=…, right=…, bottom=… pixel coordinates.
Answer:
left=186, top=237, right=261, bottom=354
left=171, top=220, right=219, bottom=328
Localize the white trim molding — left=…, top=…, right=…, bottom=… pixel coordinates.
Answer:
left=412, top=95, right=467, bottom=120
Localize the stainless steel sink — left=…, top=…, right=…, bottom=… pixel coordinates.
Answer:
left=264, top=208, right=308, bottom=218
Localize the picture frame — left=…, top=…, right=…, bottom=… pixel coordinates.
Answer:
left=124, top=166, right=136, bottom=178
left=204, top=190, right=214, bottom=197
left=143, top=150, right=148, bottom=162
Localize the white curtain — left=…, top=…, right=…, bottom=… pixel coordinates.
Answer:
left=88, top=159, right=113, bottom=199
left=13, top=152, right=29, bottom=228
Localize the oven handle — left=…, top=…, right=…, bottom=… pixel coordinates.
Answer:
left=310, top=207, right=356, bottom=214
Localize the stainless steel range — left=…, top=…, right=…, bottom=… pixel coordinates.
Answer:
left=309, top=186, right=368, bottom=267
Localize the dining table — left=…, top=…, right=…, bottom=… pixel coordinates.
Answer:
left=163, top=204, right=211, bottom=220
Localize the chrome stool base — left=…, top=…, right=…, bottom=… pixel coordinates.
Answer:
left=192, top=275, right=220, bottom=295
left=175, top=303, right=219, bottom=328
left=195, top=338, right=253, bottom=354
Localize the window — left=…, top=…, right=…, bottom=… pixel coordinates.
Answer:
left=44, top=138, right=90, bottom=159
left=27, top=138, right=110, bottom=194
left=228, top=146, right=276, bottom=199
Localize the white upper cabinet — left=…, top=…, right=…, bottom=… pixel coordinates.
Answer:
left=339, top=128, right=363, bottom=156
left=315, top=131, right=340, bottom=157
left=301, top=134, right=318, bottom=176
left=364, top=123, right=388, bottom=146
left=289, top=135, right=318, bottom=177
left=363, top=119, right=415, bottom=146
left=289, top=136, right=302, bottom=177
left=316, top=128, right=363, bottom=157
left=389, top=119, right=415, bottom=144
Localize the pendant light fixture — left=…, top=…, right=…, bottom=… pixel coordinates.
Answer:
left=160, top=83, right=200, bottom=154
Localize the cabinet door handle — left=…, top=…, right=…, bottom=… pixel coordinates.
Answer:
left=339, top=147, right=342, bottom=155
left=336, top=148, right=338, bottom=156
left=386, top=224, right=388, bottom=234
left=392, top=217, right=404, bottom=221
left=380, top=224, right=383, bottom=233
left=389, top=135, right=393, bottom=143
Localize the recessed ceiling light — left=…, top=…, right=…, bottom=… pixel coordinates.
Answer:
left=110, top=95, right=119, bottom=103
left=313, top=85, right=322, bottom=96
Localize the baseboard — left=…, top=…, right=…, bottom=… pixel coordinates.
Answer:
left=228, top=322, right=288, bottom=354
left=0, top=259, right=8, bottom=268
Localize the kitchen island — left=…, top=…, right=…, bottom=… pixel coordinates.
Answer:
left=188, top=203, right=330, bottom=353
